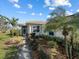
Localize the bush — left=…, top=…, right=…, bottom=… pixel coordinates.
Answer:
left=10, top=29, right=21, bottom=36
left=30, top=39, right=38, bottom=51
left=4, top=46, right=18, bottom=59
left=39, top=35, right=64, bottom=47
left=38, top=35, right=53, bottom=41
left=52, top=36, right=64, bottom=44
left=39, top=49, right=49, bottom=59
left=48, top=41, right=58, bottom=48
left=40, top=35, right=64, bottom=43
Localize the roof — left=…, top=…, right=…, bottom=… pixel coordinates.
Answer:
left=26, top=21, right=47, bottom=25
left=18, top=24, right=26, bottom=26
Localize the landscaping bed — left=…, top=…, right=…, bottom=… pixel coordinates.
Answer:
left=0, top=33, right=24, bottom=59
left=31, top=35, right=79, bottom=59
left=4, top=45, right=18, bottom=59
left=0, top=33, right=11, bottom=59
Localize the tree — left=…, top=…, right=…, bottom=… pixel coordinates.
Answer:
left=8, top=17, right=18, bottom=27
left=0, top=15, right=9, bottom=32
left=7, top=17, right=19, bottom=36
left=66, top=13, right=79, bottom=59
left=46, top=6, right=75, bottom=59
left=46, top=7, right=67, bottom=31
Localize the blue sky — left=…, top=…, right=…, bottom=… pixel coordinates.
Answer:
left=0, top=0, right=79, bottom=23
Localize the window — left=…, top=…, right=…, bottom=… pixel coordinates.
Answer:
left=32, top=25, right=40, bottom=32
left=37, top=26, right=40, bottom=32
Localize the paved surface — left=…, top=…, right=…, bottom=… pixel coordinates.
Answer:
left=18, top=42, right=32, bottom=59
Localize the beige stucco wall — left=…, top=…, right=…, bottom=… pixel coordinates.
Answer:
left=27, top=24, right=45, bottom=34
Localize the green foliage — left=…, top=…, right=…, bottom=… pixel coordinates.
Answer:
left=10, top=29, right=21, bottom=37
left=39, top=49, right=50, bottom=59
left=9, top=17, right=18, bottom=27
left=40, top=35, right=64, bottom=43
left=4, top=46, right=18, bottom=59
left=0, top=15, right=9, bottom=32
left=48, top=41, right=58, bottom=48
left=0, top=33, right=10, bottom=40
left=40, top=35, right=53, bottom=41
left=46, top=6, right=79, bottom=59
left=30, top=40, right=38, bottom=51
left=46, top=7, right=67, bottom=31
left=0, top=33, right=11, bottom=59
left=6, top=17, right=18, bottom=28
left=0, top=15, right=19, bottom=34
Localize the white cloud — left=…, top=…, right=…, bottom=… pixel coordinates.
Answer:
left=47, top=14, right=56, bottom=18
left=49, top=7, right=55, bottom=10
left=16, top=11, right=27, bottom=14
left=66, top=11, right=73, bottom=16
left=77, top=9, right=79, bottom=12
left=8, top=0, right=20, bottom=8
left=31, top=12, right=35, bottom=16
left=70, top=9, right=73, bottom=12
left=8, top=0, right=19, bottom=3
left=45, top=0, right=51, bottom=6
left=47, top=15, right=51, bottom=18
left=27, top=4, right=33, bottom=9
left=39, top=13, right=43, bottom=16
left=45, top=0, right=72, bottom=7
left=14, top=4, right=20, bottom=8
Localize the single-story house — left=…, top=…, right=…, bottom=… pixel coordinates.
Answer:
left=21, top=21, right=47, bottom=35
left=21, top=21, right=64, bottom=38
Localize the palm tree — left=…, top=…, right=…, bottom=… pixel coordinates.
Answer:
left=7, top=17, right=19, bottom=36
left=0, top=15, right=9, bottom=32
left=66, top=13, right=79, bottom=59
left=46, top=7, right=75, bottom=59
left=46, top=7, right=67, bottom=31
left=8, top=17, right=18, bottom=27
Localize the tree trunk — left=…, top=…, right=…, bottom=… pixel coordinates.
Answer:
left=70, top=33, right=74, bottom=59
left=64, top=35, right=69, bottom=59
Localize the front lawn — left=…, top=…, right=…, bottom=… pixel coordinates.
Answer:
left=0, top=33, right=10, bottom=40
left=0, top=33, right=11, bottom=59
left=0, top=33, right=23, bottom=59
left=4, top=46, right=18, bottom=59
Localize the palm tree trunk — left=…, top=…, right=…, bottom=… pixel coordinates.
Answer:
left=64, top=35, right=69, bottom=59
left=70, top=33, right=74, bottom=59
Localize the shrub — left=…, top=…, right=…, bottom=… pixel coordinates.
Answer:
left=10, top=29, right=21, bottom=36
left=48, top=41, right=58, bottom=48
left=4, top=46, right=18, bottom=59
left=39, top=49, right=50, bottom=59
left=16, top=29, right=20, bottom=36
left=39, top=35, right=64, bottom=47
left=30, top=39, right=38, bottom=51
left=38, top=35, right=53, bottom=41
left=40, top=35, right=64, bottom=43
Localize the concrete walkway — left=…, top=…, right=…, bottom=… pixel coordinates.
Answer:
left=18, top=42, right=32, bottom=59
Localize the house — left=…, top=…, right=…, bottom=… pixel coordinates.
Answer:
left=21, top=21, right=62, bottom=37
left=21, top=21, right=46, bottom=35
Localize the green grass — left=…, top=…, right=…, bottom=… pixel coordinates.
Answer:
left=0, top=33, right=10, bottom=40
left=4, top=46, right=18, bottom=59
left=0, top=33, right=10, bottom=59
left=0, top=33, right=18, bottom=59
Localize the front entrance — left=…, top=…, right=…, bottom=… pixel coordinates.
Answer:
left=22, top=26, right=27, bottom=36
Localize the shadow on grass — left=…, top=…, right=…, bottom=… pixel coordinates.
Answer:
left=4, top=46, right=18, bottom=59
